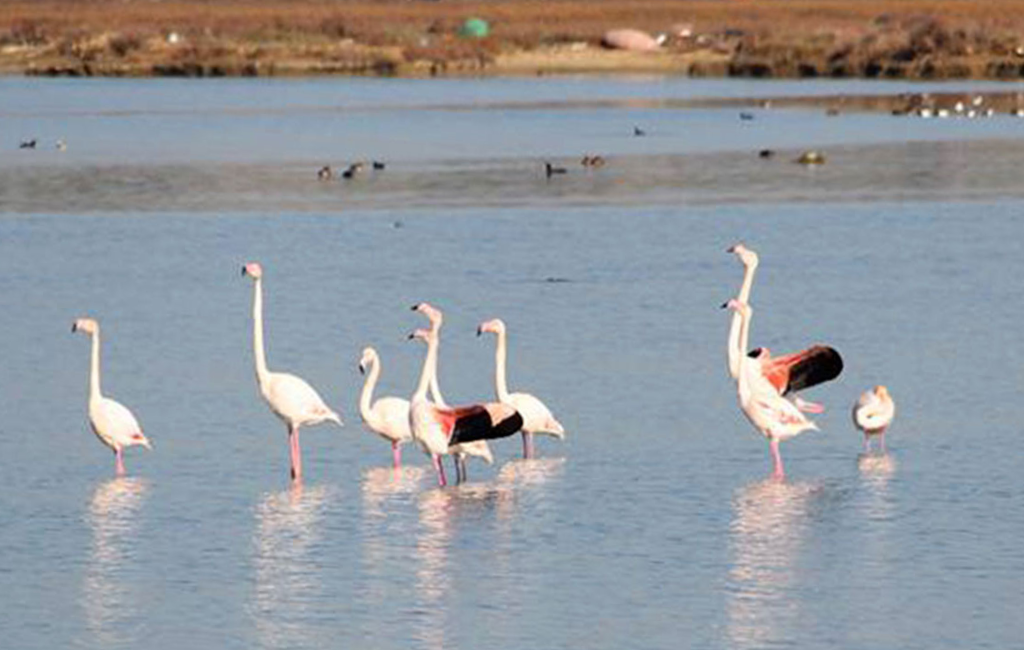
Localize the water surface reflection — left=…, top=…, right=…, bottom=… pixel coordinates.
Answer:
left=250, top=483, right=333, bottom=649
left=83, top=477, right=149, bottom=647
left=726, top=479, right=817, bottom=650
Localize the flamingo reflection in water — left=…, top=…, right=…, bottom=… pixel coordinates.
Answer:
left=727, top=479, right=818, bottom=650
left=251, top=483, right=332, bottom=648
left=83, top=477, right=148, bottom=646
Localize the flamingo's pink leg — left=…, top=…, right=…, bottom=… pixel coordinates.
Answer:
left=769, top=437, right=785, bottom=480
left=522, top=432, right=535, bottom=459
left=432, top=454, right=447, bottom=487
left=114, top=447, right=125, bottom=476
left=392, top=441, right=402, bottom=470
left=289, top=427, right=303, bottom=482
left=793, top=396, right=825, bottom=414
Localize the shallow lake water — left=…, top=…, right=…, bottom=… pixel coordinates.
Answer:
left=1, top=76, right=1022, bottom=649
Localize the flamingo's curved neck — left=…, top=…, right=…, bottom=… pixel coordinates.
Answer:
left=252, top=278, right=270, bottom=388
left=728, top=260, right=758, bottom=379
left=88, top=330, right=102, bottom=400
left=493, top=330, right=511, bottom=402
left=427, top=322, right=447, bottom=407
left=359, top=357, right=380, bottom=424
left=735, top=304, right=753, bottom=404
left=414, top=334, right=439, bottom=402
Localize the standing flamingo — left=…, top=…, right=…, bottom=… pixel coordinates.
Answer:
left=242, top=262, right=342, bottom=482
left=358, top=347, right=412, bottom=469
left=408, top=327, right=522, bottom=488
left=477, top=318, right=565, bottom=459
left=412, top=303, right=493, bottom=483
left=853, top=386, right=895, bottom=453
left=72, top=318, right=151, bottom=475
left=726, top=243, right=843, bottom=412
left=724, top=299, right=818, bottom=480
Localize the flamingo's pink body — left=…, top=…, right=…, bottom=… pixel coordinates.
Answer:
left=73, top=317, right=152, bottom=475
left=726, top=243, right=843, bottom=413
left=725, top=299, right=818, bottom=480
left=243, top=262, right=342, bottom=482
left=408, top=325, right=522, bottom=487
left=853, top=385, right=896, bottom=453
left=413, top=303, right=493, bottom=483
left=358, top=346, right=412, bottom=469
left=478, top=318, right=565, bottom=459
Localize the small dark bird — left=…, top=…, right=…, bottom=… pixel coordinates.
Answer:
left=826, top=107, right=841, bottom=117
left=342, top=162, right=365, bottom=179
left=317, top=165, right=333, bottom=181
left=758, top=149, right=775, bottom=159
left=19, top=139, right=36, bottom=150
left=545, top=162, right=567, bottom=178
left=581, top=155, right=606, bottom=168
left=739, top=112, right=755, bottom=121
left=633, top=126, right=646, bottom=137
left=372, top=161, right=386, bottom=170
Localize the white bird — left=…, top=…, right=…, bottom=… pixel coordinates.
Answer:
left=724, top=299, right=818, bottom=480
left=726, top=243, right=843, bottom=412
left=72, top=318, right=151, bottom=475
left=412, top=303, right=493, bottom=483
left=358, top=347, right=412, bottom=469
left=853, top=385, right=896, bottom=453
left=242, top=262, right=341, bottom=482
left=408, top=326, right=521, bottom=488
left=477, top=318, right=565, bottom=459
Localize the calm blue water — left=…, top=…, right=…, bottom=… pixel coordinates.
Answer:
left=0, top=77, right=1022, bottom=650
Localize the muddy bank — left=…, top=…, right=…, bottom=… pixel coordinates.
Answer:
left=6, top=1, right=1024, bottom=79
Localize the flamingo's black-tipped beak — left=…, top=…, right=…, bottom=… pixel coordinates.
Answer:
left=407, top=332, right=416, bottom=340
left=358, top=363, right=366, bottom=375
left=726, top=245, right=736, bottom=253
left=410, top=304, right=418, bottom=311
left=720, top=301, right=730, bottom=309
left=71, top=323, right=77, bottom=333
left=476, top=326, right=483, bottom=337
left=241, top=265, right=247, bottom=276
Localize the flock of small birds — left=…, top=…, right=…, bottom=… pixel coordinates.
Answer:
left=317, top=160, right=387, bottom=181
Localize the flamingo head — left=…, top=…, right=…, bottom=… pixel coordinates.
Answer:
left=407, top=328, right=433, bottom=344
left=241, top=262, right=263, bottom=279
left=875, top=385, right=890, bottom=400
left=411, top=302, right=443, bottom=329
left=358, top=347, right=377, bottom=375
left=72, top=317, right=98, bottom=335
left=727, top=243, right=759, bottom=268
left=477, top=318, right=506, bottom=337
left=747, top=346, right=771, bottom=359
left=721, top=298, right=751, bottom=316
left=131, top=432, right=153, bottom=450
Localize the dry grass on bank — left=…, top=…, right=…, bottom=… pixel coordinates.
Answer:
left=4, top=0, right=1024, bottom=77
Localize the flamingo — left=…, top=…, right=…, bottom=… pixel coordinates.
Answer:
left=724, top=299, right=818, bottom=480
left=242, top=262, right=342, bottom=482
left=726, top=243, right=843, bottom=413
left=853, top=386, right=895, bottom=453
left=477, top=318, right=565, bottom=459
left=412, top=303, right=494, bottom=483
left=358, top=347, right=413, bottom=469
left=408, top=326, right=522, bottom=488
left=72, top=318, right=151, bottom=475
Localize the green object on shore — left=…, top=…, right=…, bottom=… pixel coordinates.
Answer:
left=459, top=18, right=490, bottom=38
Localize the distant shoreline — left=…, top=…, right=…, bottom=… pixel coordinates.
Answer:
left=6, top=0, right=1024, bottom=80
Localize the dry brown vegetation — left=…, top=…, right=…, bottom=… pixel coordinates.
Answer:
left=4, top=0, right=1024, bottom=77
